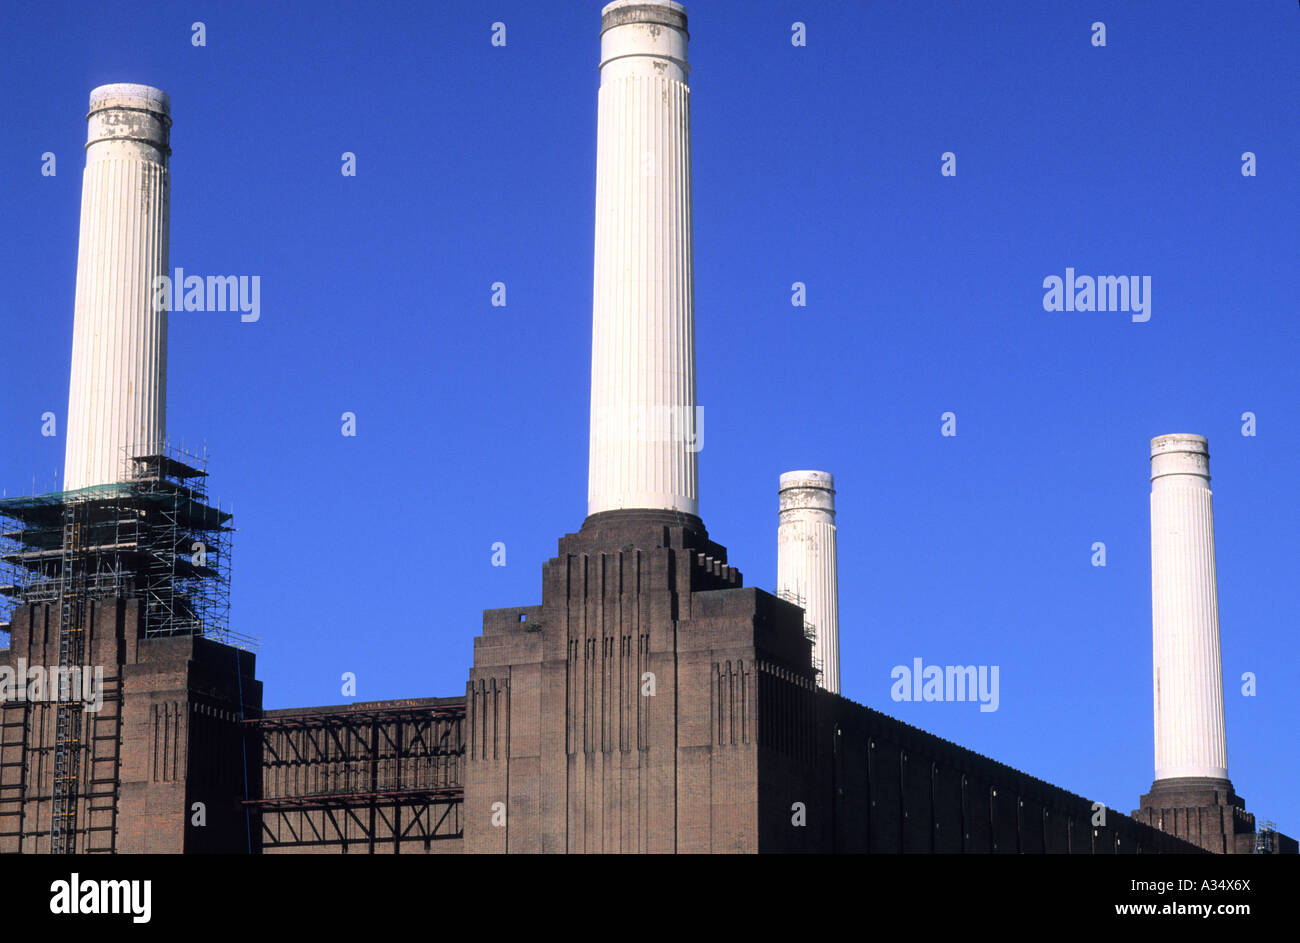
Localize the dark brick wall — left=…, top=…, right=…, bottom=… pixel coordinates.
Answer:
left=754, top=689, right=1207, bottom=853
left=111, top=633, right=260, bottom=853
left=1, top=599, right=132, bottom=852
left=0, top=600, right=260, bottom=854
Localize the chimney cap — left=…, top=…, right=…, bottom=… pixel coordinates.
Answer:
left=1150, top=433, right=1208, bottom=458
left=779, top=470, right=835, bottom=492
left=601, top=0, right=688, bottom=37
left=89, top=83, right=170, bottom=116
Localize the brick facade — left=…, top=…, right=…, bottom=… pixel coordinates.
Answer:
left=0, top=600, right=259, bottom=853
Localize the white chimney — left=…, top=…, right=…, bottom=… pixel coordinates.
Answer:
left=63, top=83, right=171, bottom=491
left=778, top=471, right=840, bottom=693
left=1149, top=434, right=1229, bottom=782
left=587, top=1, right=699, bottom=517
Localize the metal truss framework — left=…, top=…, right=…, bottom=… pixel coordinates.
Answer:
left=246, top=702, right=465, bottom=853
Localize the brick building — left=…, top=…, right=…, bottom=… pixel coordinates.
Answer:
left=4, top=498, right=1291, bottom=855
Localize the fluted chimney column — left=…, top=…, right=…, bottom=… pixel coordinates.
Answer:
left=778, top=471, right=840, bottom=693
left=1149, top=434, right=1229, bottom=782
left=587, top=1, right=698, bottom=517
left=63, top=83, right=171, bottom=491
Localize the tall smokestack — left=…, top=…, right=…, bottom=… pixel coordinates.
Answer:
left=63, top=83, right=171, bottom=492
left=1149, top=434, right=1229, bottom=783
left=587, top=0, right=698, bottom=518
left=778, top=471, right=840, bottom=693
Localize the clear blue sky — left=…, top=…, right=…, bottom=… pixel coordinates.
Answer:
left=1, top=1, right=1295, bottom=831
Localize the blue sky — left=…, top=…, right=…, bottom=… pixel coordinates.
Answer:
left=1, top=1, right=1295, bottom=830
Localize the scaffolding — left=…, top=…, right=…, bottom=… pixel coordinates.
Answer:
left=0, top=445, right=251, bottom=853
left=0, top=446, right=247, bottom=645
left=776, top=588, right=823, bottom=682
left=49, top=512, right=88, bottom=852
left=1255, top=819, right=1277, bottom=854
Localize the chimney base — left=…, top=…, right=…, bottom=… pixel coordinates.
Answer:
left=574, top=508, right=726, bottom=560
left=1132, top=776, right=1257, bottom=854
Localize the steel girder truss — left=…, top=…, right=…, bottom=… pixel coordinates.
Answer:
left=245, top=704, right=464, bottom=852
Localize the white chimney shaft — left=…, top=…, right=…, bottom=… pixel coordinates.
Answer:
left=1149, top=434, right=1229, bottom=781
left=63, top=83, right=171, bottom=491
left=587, top=1, right=698, bottom=517
left=778, top=471, right=840, bottom=693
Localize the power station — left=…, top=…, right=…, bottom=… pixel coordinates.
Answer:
left=0, top=0, right=1292, bottom=854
